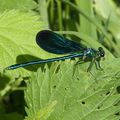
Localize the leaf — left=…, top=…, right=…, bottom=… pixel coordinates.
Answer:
left=75, top=0, right=97, bottom=39
left=0, top=10, right=52, bottom=76
left=25, top=64, right=58, bottom=120
left=38, top=0, right=49, bottom=28
left=94, top=0, right=120, bottom=53
left=24, top=57, right=120, bottom=120
left=25, top=100, right=57, bottom=120
left=0, top=0, right=37, bottom=12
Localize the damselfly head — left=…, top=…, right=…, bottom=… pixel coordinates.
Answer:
left=98, top=47, right=105, bottom=57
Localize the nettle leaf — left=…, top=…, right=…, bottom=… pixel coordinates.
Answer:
left=24, top=58, right=120, bottom=120
left=25, top=100, right=57, bottom=120
left=0, top=10, right=56, bottom=77
left=0, top=0, right=37, bottom=12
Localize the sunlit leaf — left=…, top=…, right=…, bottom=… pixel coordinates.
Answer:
left=0, top=10, right=52, bottom=76
left=25, top=58, right=120, bottom=120
left=0, top=0, right=37, bottom=12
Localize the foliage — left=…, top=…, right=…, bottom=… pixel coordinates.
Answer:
left=25, top=60, right=120, bottom=120
left=0, top=0, right=120, bottom=120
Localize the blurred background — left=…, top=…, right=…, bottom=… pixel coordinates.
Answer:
left=0, top=0, right=120, bottom=119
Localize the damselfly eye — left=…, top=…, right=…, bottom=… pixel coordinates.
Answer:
left=101, top=53, right=104, bottom=57
left=98, top=47, right=105, bottom=57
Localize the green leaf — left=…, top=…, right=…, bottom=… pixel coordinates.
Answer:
left=75, top=0, right=97, bottom=39
left=24, top=57, right=120, bottom=120
left=94, top=0, right=120, bottom=55
left=94, top=0, right=120, bottom=39
left=0, top=0, right=37, bottom=12
left=25, top=100, right=57, bottom=120
left=0, top=10, right=51, bottom=74
left=38, top=0, right=49, bottom=28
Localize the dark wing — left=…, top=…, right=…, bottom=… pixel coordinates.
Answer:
left=36, top=30, right=86, bottom=54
